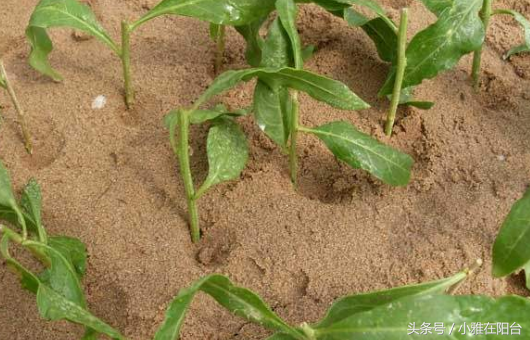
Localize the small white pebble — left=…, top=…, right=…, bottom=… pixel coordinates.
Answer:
left=497, top=155, right=506, bottom=162
left=91, top=95, right=107, bottom=110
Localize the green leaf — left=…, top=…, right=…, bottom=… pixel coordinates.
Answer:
left=21, top=179, right=47, bottom=242
left=265, top=334, right=298, bottom=340
left=316, top=270, right=467, bottom=328
left=26, top=0, right=118, bottom=80
left=276, top=0, right=303, bottom=69
left=0, top=73, right=6, bottom=89
left=419, top=0, right=453, bottom=16
left=0, top=160, right=17, bottom=208
left=379, top=0, right=485, bottom=96
left=235, top=18, right=267, bottom=67
left=405, top=101, right=435, bottom=110
left=302, top=45, right=316, bottom=61
left=134, top=0, right=276, bottom=30
left=154, top=275, right=302, bottom=340
left=254, top=83, right=292, bottom=148
left=316, top=294, right=530, bottom=339
left=261, top=18, right=293, bottom=69
left=26, top=241, right=86, bottom=308
left=494, top=10, right=530, bottom=59
left=1, top=235, right=40, bottom=294
left=48, top=236, right=88, bottom=279
left=356, top=16, right=397, bottom=63
left=198, top=119, right=249, bottom=195
left=81, top=328, right=99, bottom=340
left=492, top=188, right=530, bottom=278
left=37, top=285, right=124, bottom=340
left=306, top=121, right=413, bottom=186
left=195, top=68, right=370, bottom=111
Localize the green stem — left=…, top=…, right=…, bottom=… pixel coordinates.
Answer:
left=0, top=225, right=23, bottom=245
left=385, top=8, right=408, bottom=137
left=471, top=0, right=493, bottom=91
left=447, top=259, right=483, bottom=294
left=121, top=21, right=134, bottom=109
left=178, top=110, right=200, bottom=243
left=289, top=91, right=300, bottom=187
left=214, top=25, right=226, bottom=75
left=0, top=60, right=33, bottom=154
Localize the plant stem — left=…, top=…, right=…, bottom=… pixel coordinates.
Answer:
left=0, top=225, right=23, bottom=245
left=289, top=91, right=300, bottom=187
left=0, top=60, right=33, bottom=154
left=471, top=0, right=493, bottom=91
left=121, top=21, right=134, bottom=109
left=447, top=259, right=483, bottom=295
left=385, top=8, right=408, bottom=137
left=178, top=110, right=200, bottom=243
left=214, top=25, right=226, bottom=75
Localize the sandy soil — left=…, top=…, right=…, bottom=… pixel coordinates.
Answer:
left=1, top=0, right=530, bottom=339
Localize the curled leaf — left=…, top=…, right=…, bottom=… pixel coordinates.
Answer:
left=494, top=9, right=530, bottom=59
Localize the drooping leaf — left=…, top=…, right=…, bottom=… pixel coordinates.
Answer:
left=419, top=0, right=454, bottom=16
left=48, top=236, right=88, bottom=279
left=379, top=0, right=485, bottom=96
left=235, top=17, right=267, bottom=67
left=494, top=10, right=530, bottom=59
left=37, top=285, right=124, bottom=340
left=26, top=241, right=87, bottom=308
left=154, top=275, right=302, bottom=340
left=1, top=235, right=40, bottom=293
left=316, top=270, right=467, bottom=328
left=26, top=0, right=119, bottom=80
left=356, top=16, right=398, bottom=63
left=195, top=68, right=370, bottom=111
left=254, top=82, right=293, bottom=148
left=492, top=188, right=530, bottom=278
left=255, top=17, right=294, bottom=148
left=276, top=0, right=303, bottom=69
left=316, top=294, right=530, bottom=339
left=0, top=161, right=30, bottom=233
left=133, top=0, right=276, bottom=30
left=198, top=119, right=249, bottom=195
left=21, top=179, right=47, bottom=242
left=306, top=121, right=413, bottom=186
left=394, top=87, right=435, bottom=110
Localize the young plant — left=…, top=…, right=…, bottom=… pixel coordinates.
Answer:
left=0, top=161, right=125, bottom=340
left=166, top=0, right=414, bottom=242
left=493, top=187, right=530, bottom=290
left=0, top=59, right=33, bottom=154
left=26, top=0, right=277, bottom=108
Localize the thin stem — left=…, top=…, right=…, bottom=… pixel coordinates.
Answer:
left=385, top=8, right=408, bottom=137
left=0, top=225, right=23, bottom=245
left=178, top=110, right=200, bottom=243
left=0, top=60, right=33, bottom=154
left=121, top=21, right=134, bottom=109
left=471, top=0, right=493, bottom=91
left=447, top=259, right=483, bottom=295
left=289, top=91, right=300, bottom=187
left=214, top=25, right=226, bottom=75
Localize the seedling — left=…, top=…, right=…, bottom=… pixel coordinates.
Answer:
left=493, top=187, right=530, bottom=290
left=471, top=0, right=530, bottom=89
left=0, top=60, right=33, bottom=154
left=26, top=0, right=278, bottom=108
left=166, top=1, right=413, bottom=243
left=0, top=160, right=125, bottom=340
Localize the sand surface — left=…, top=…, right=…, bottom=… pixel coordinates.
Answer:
left=1, top=0, right=530, bottom=339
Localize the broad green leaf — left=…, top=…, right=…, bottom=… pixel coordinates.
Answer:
left=316, top=270, right=467, bottom=328
left=306, top=121, right=413, bottom=186
left=276, top=0, right=303, bottom=69
left=26, top=241, right=86, bottom=308
left=48, top=236, right=87, bottom=278
left=419, top=0, right=453, bottom=16
left=254, top=82, right=292, bottom=147
left=37, top=285, right=124, bottom=340
left=26, top=0, right=118, bottom=80
left=199, top=119, right=248, bottom=195
left=492, top=188, right=530, bottom=278
left=379, top=0, right=485, bottom=96
left=235, top=18, right=267, bottom=67
left=316, top=294, right=530, bottom=339
left=494, top=10, right=530, bottom=59
left=355, top=16, right=397, bottom=63
left=154, top=275, right=302, bottom=340
left=195, top=68, right=370, bottom=111
left=1, top=235, right=40, bottom=294
left=21, top=179, right=47, bottom=242
left=255, top=18, right=294, bottom=148
left=133, top=0, right=276, bottom=30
